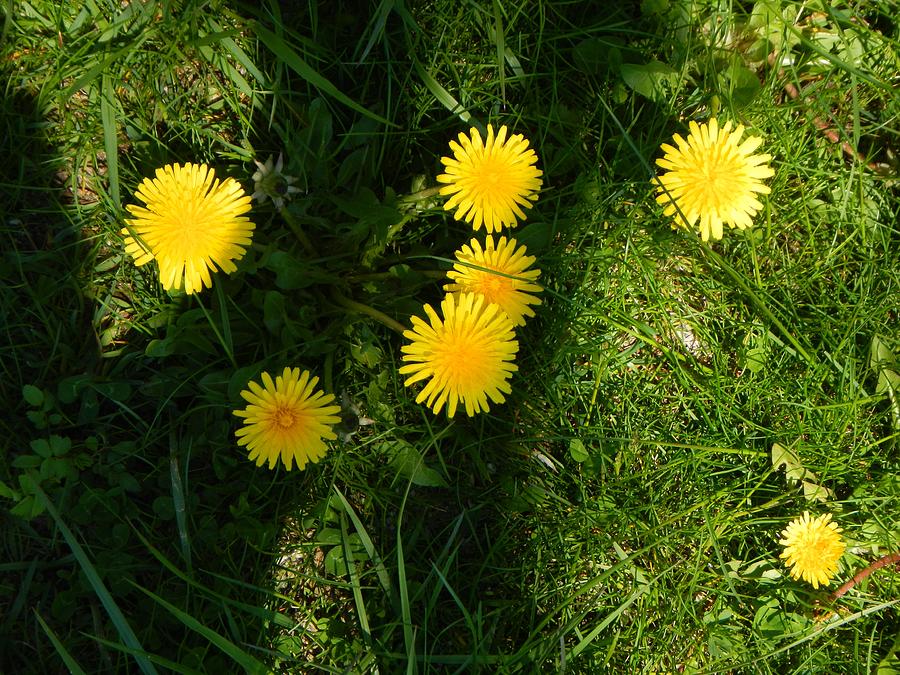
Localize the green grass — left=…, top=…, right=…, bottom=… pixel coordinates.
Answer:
left=1, top=0, right=899, bottom=672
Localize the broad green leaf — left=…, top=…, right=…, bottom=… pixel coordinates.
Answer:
left=568, top=438, right=589, bottom=463
left=802, top=480, right=832, bottom=503
left=350, top=342, right=382, bottom=368
left=228, top=365, right=263, bottom=402
left=619, top=60, right=677, bottom=102
left=771, top=442, right=830, bottom=502
left=323, top=531, right=365, bottom=577
left=145, top=338, right=174, bottom=358
left=49, top=435, right=72, bottom=456
left=57, top=375, right=90, bottom=404
left=771, top=442, right=812, bottom=484
left=92, top=381, right=132, bottom=402
left=11, top=495, right=44, bottom=519
left=871, top=335, right=900, bottom=431
left=641, top=0, right=669, bottom=15
left=264, top=251, right=315, bottom=290
left=0, top=479, right=19, bottom=500
left=740, top=323, right=768, bottom=374
left=30, top=438, right=53, bottom=458
left=386, top=441, right=448, bottom=488
left=22, top=384, right=44, bottom=407
left=726, top=61, right=762, bottom=109
left=13, top=455, right=43, bottom=469
left=262, top=290, right=285, bottom=335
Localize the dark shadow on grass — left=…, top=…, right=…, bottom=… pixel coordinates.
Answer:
left=0, top=53, right=101, bottom=672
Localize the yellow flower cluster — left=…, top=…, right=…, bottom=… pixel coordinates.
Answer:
left=117, top=117, right=774, bottom=464
left=401, top=125, right=544, bottom=417
left=121, top=160, right=341, bottom=472
left=118, top=126, right=546, bottom=466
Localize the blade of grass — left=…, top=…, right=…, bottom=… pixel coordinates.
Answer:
left=194, top=293, right=237, bottom=369
left=34, top=609, right=89, bottom=675
left=411, top=57, right=477, bottom=131
left=28, top=475, right=159, bottom=675
left=340, top=510, right=377, bottom=669
left=333, top=486, right=396, bottom=605
left=89, top=635, right=205, bottom=675
left=214, top=282, right=234, bottom=365
left=491, top=0, right=505, bottom=104
left=100, top=73, right=119, bottom=208
left=130, top=581, right=270, bottom=675
left=253, top=22, right=393, bottom=126
left=787, top=24, right=889, bottom=91
left=132, top=528, right=296, bottom=630
left=355, top=0, right=395, bottom=64
left=567, top=590, right=643, bottom=660
left=736, top=599, right=900, bottom=670
left=430, top=564, right=477, bottom=655
left=700, top=242, right=815, bottom=366
left=169, top=425, right=192, bottom=576
left=396, top=473, right=416, bottom=674
left=206, top=18, right=266, bottom=85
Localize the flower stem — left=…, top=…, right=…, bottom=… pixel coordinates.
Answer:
left=831, top=551, right=900, bottom=601
left=279, top=206, right=318, bottom=257
left=345, top=270, right=446, bottom=283
left=397, top=186, right=442, bottom=205
left=331, top=288, right=407, bottom=335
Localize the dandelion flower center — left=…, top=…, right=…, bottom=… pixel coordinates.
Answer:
left=437, top=125, right=543, bottom=233
left=481, top=274, right=509, bottom=296
left=440, top=330, right=489, bottom=382
left=274, top=407, right=297, bottom=429
left=654, top=118, right=774, bottom=241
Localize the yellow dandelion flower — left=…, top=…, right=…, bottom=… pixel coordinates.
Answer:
left=654, top=118, right=774, bottom=241
left=399, top=292, right=518, bottom=417
left=234, top=367, right=341, bottom=471
left=123, top=162, right=254, bottom=294
left=444, top=235, right=542, bottom=327
left=779, top=511, right=846, bottom=589
left=437, top=124, right=543, bottom=233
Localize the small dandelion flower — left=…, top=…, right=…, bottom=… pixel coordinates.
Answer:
left=251, top=153, right=301, bottom=209
left=123, top=162, right=254, bottom=294
left=444, top=235, right=542, bottom=327
left=779, top=511, right=846, bottom=589
left=234, top=367, right=342, bottom=471
left=654, top=118, right=774, bottom=241
left=400, top=292, right=518, bottom=417
left=437, top=124, right=543, bottom=233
